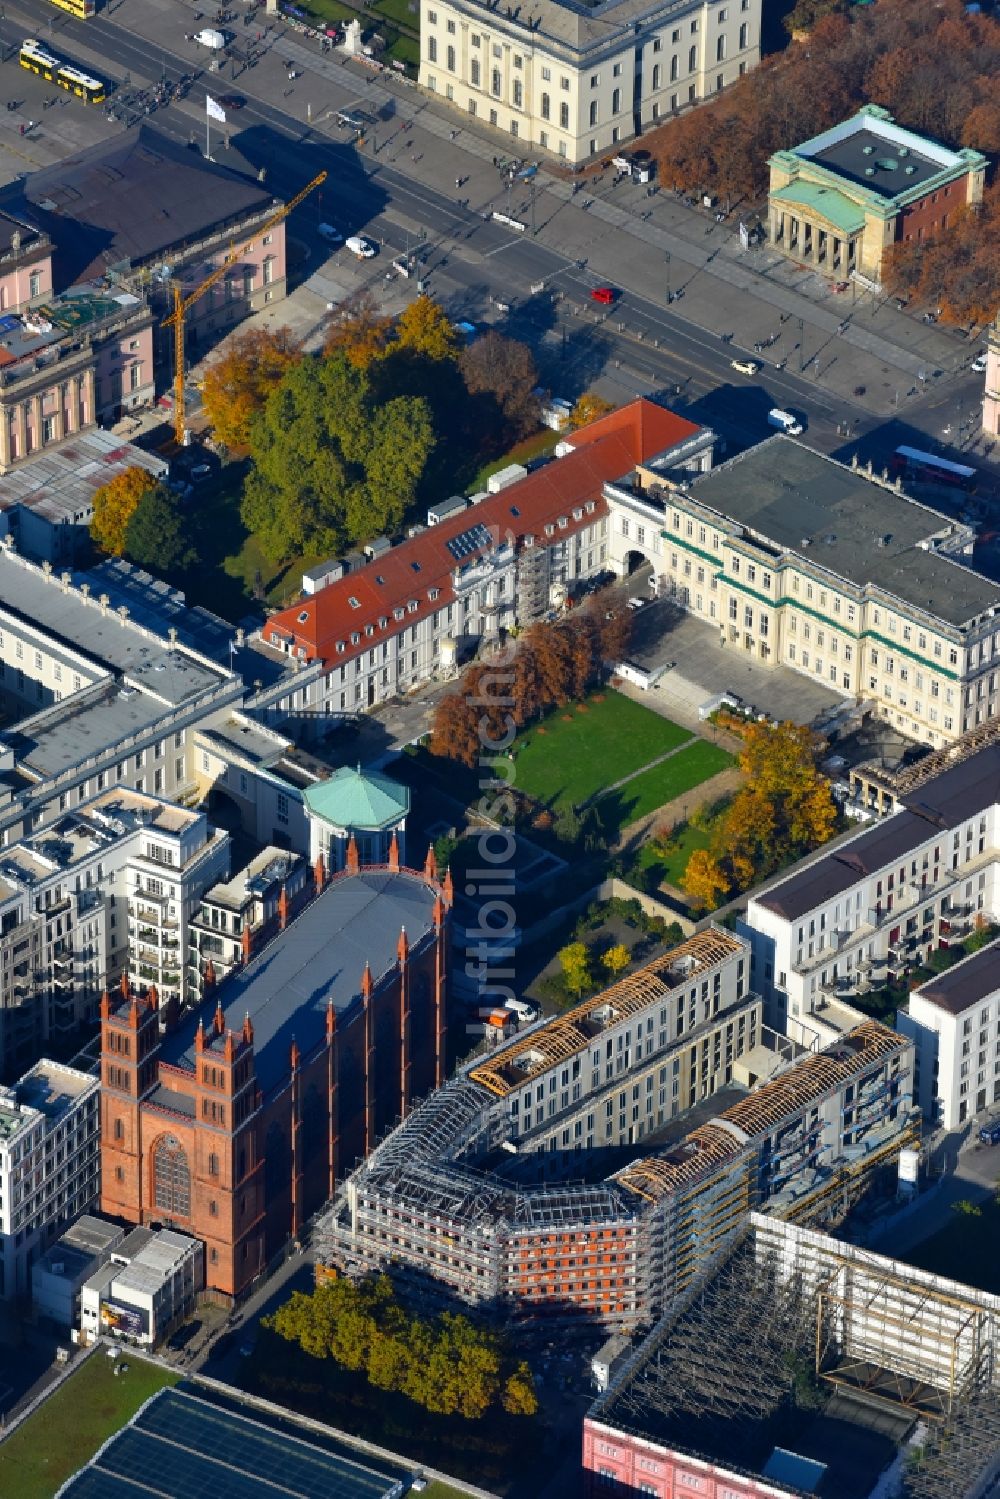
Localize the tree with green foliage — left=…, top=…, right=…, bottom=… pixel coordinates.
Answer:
left=559, top=940, right=593, bottom=997
left=123, top=486, right=195, bottom=576
left=241, top=352, right=434, bottom=563
left=90, top=466, right=162, bottom=557
left=264, top=1274, right=535, bottom=1423
left=502, top=1361, right=539, bottom=1416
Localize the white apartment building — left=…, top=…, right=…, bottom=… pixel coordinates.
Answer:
left=610, top=436, right=1000, bottom=748
left=419, top=0, right=760, bottom=165
left=739, top=740, right=1000, bottom=1047
left=124, top=797, right=230, bottom=1020
left=898, top=942, right=1000, bottom=1129
left=0, top=788, right=229, bottom=1078
left=187, top=846, right=309, bottom=999
left=469, top=927, right=758, bottom=1153
left=0, top=1058, right=99, bottom=1298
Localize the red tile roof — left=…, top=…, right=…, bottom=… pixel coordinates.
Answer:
left=266, top=399, right=698, bottom=667
left=560, top=399, right=702, bottom=457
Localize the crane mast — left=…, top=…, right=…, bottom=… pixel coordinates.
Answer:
left=162, top=170, right=327, bottom=445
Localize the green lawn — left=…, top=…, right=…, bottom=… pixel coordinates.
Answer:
left=372, top=0, right=420, bottom=30
left=604, top=740, right=735, bottom=827
left=0, top=1353, right=178, bottom=1499
left=290, top=0, right=356, bottom=23
left=473, top=428, right=559, bottom=491
left=512, top=692, right=690, bottom=812
left=634, top=820, right=714, bottom=890
left=423, top=1484, right=480, bottom=1499
left=904, top=1193, right=1000, bottom=1295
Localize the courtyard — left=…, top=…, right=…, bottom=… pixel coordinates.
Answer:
left=509, top=689, right=732, bottom=834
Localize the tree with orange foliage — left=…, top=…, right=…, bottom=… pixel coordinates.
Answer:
left=322, top=289, right=393, bottom=369
left=682, top=849, right=730, bottom=912
left=201, top=326, right=301, bottom=451
left=569, top=392, right=615, bottom=430
left=90, top=466, right=164, bottom=557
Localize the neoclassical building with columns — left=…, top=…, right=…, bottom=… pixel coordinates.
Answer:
left=767, top=105, right=986, bottom=283
left=100, top=840, right=451, bottom=1301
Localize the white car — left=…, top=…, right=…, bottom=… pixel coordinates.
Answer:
left=346, top=235, right=377, bottom=259
left=731, top=358, right=761, bottom=376
left=972, top=353, right=987, bottom=373
left=626, top=597, right=646, bottom=612
left=318, top=223, right=343, bottom=244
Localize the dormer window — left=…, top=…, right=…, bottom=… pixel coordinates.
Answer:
left=585, top=500, right=595, bottom=514
left=348, top=596, right=360, bottom=609
left=429, top=587, right=440, bottom=601
left=544, top=524, right=555, bottom=537
left=557, top=516, right=568, bottom=529
left=269, top=631, right=280, bottom=644
left=296, top=646, right=307, bottom=659
left=378, top=616, right=388, bottom=629
left=351, top=631, right=360, bottom=645
left=411, top=561, right=422, bottom=572
left=408, top=600, right=418, bottom=613
left=571, top=507, right=582, bottom=521
left=524, top=534, right=535, bottom=548
left=394, top=606, right=405, bottom=620
left=365, top=624, right=374, bottom=636
left=336, top=642, right=345, bottom=653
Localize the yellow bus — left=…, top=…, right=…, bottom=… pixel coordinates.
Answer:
left=19, top=39, right=105, bottom=102
left=50, top=0, right=97, bottom=16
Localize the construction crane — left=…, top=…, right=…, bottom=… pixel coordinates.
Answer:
left=163, top=169, right=327, bottom=446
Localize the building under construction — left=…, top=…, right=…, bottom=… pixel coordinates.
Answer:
left=584, top=1213, right=1000, bottom=1499
left=316, top=928, right=916, bottom=1329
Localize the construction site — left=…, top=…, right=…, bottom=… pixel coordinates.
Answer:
left=584, top=1213, right=1000, bottom=1499
left=316, top=927, right=918, bottom=1330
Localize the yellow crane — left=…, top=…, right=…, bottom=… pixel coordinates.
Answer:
left=163, top=169, right=327, bottom=446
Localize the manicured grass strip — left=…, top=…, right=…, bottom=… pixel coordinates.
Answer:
left=422, top=1483, right=482, bottom=1499
left=511, top=691, right=689, bottom=812
left=607, top=741, right=734, bottom=826
left=0, top=1354, right=178, bottom=1499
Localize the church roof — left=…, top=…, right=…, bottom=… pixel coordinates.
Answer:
left=304, top=764, right=410, bottom=832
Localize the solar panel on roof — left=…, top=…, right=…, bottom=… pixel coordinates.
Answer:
left=59, top=1386, right=401, bottom=1499
left=446, top=521, right=491, bottom=561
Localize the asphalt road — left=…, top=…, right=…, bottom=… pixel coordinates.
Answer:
left=2, top=0, right=994, bottom=478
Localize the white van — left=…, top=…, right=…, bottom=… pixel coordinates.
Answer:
left=768, top=408, right=804, bottom=436
left=507, top=997, right=538, bottom=1023
left=194, top=27, right=226, bottom=48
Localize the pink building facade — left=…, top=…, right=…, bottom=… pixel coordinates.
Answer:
left=582, top=1421, right=798, bottom=1499
left=984, top=313, right=999, bottom=440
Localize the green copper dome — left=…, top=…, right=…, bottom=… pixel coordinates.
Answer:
left=304, top=764, right=410, bottom=832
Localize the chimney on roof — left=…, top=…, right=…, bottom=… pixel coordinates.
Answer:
left=99, top=594, right=110, bottom=615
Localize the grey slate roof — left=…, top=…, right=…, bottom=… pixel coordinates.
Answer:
left=688, top=439, right=1000, bottom=628
left=758, top=743, right=1000, bottom=922
left=0, top=127, right=275, bottom=284
left=159, top=869, right=440, bottom=1092
left=913, top=940, right=1000, bottom=1016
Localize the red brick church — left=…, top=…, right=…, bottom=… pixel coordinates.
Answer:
left=100, top=839, right=451, bottom=1300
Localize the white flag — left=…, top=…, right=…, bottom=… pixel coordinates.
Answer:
left=206, top=94, right=227, bottom=123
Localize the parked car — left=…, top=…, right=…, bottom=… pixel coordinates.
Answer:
left=626, top=597, right=646, bottom=612
left=346, top=235, right=377, bottom=259
left=590, top=286, right=617, bottom=305
left=219, top=94, right=245, bottom=110
left=318, top=223, right=343, bottom=243
left=979, top=1120, right=1000, bottom=1146
left=731, top=358, right=760, bottom=376
left=972, top=353, right=988, bottom=373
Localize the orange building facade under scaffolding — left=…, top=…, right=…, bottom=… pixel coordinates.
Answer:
left=100, top=839, right=450, bottom=1301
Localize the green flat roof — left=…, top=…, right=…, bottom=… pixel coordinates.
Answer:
left=304, top=764, right=410, bottom=832
left=769, top=181, right=866, bottom=236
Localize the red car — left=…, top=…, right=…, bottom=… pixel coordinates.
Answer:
left=591, top=286, right=617, bottom=305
